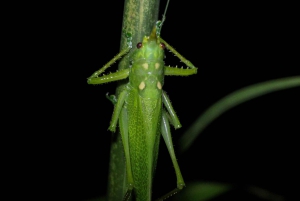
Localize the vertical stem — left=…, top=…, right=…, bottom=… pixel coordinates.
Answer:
left=107, top=1, right=160, bottom=200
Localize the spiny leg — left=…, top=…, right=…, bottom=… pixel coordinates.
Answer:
left=164, top=66, right=197, bottom=76
left=156, top=110, right=185, bottom=201
left=159, top=37, right=196, bottom=69
left=87, top=68, right=129, bottom=85
left=87, top=48, right=130, bottom=81
left=159, top=38, right=197, bottom=76
left=87, top=31, right=132, bottom=81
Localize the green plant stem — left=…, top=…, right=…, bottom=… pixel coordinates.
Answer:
left=107, top=1, right=160, bottom=200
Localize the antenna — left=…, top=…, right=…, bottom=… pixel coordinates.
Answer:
left=161, top=0, right=170, bottom=29
left=156, top=0, right=170, bottom=36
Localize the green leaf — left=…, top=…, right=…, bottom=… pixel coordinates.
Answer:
left=179, top=76, right=300, bottom=153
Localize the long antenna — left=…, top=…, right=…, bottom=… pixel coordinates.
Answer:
left=161, top=0, right=170, bottom=28
left=157, top=0, right=170, bottom=36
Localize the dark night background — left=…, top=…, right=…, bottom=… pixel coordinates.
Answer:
left=32, top=1, right=299, bottom=200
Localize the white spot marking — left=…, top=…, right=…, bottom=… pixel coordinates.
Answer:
left=157, top=81, right=162, bottom=90
left=139, top=81, right=145, bottom=90
left=142, top=63, right=148, bottom=70
left=155, top=63, right=160, bottom=69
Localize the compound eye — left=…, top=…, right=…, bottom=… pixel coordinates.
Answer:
left=160, top=43, right=165, bottom=49
left=137, top=42, right=143, bottom=49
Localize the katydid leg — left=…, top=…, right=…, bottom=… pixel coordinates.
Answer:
left=87, top=68, right=129, bottom=85
left=119, top=106, right=134, bottom=201
left=87, top=47, right=131, bottom=81
left=108, top=90, right=128, bottom=132
left=157, top=110, right=185, bottom=201
left=108, top=88, right=134, bottom=201
left=162, top=91, right=181, bottom=129
left=159, top=38, right=196, bottom=69
left=164, top=66, right=197, bottom=76
left=87, top=30, right=132, bottom=81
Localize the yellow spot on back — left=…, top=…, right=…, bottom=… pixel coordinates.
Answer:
left=157, top=81, right=162, bottom=90
left=142, top=63, right=148, bottom=70
left=139, top=81, right=145, bottom=90
left=155, top=63, right=160, bottom=69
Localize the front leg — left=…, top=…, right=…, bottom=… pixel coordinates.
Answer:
left=88, top=68, right=129, bottom=85
left=87, top=47, right=131, bottom=82
left=159, top=37, right=197, bottom=69
left=164, top=66, right=197, bottom=76
left=87, top=30, right=133, bottom=83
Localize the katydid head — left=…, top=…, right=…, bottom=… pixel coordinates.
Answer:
left=132, top=27, right=165, bottom=62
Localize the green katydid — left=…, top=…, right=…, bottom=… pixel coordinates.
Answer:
left=87, top=3, right=197, bottom=201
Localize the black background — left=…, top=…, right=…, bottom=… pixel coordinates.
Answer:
left=32, top=1, right=299, bottom=200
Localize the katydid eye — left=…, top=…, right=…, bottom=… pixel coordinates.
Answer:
left=160, top=43, right=165, bottom=49
left=137, top=42, right=143, bottom=49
